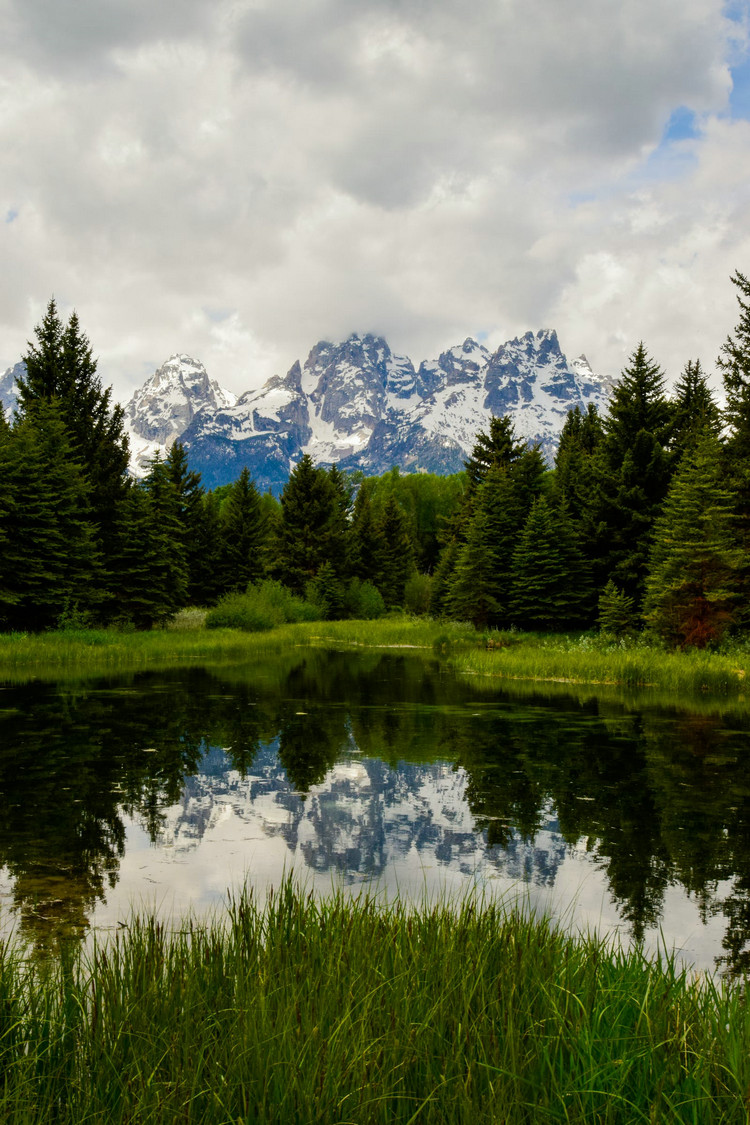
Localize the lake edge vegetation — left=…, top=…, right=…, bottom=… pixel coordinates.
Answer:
left=1, top=879, right=749, bottom=1124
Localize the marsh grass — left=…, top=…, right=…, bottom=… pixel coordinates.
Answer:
left=3, top=617, right=750, bottom=705
left=452, top=631, right=750, bottom=697
left=0, top=882, right=748, bottom=1123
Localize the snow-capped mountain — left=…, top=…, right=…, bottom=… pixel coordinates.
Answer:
left=124, top=354, right=237, bottom=473
left=1, top=329, right=610, bottom=489
left=176, top=329, right=610, bottom=489
left=0, top=361, right=23, bottom=420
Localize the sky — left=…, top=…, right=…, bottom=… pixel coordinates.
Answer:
left=2, top=0, right=750, bottom=402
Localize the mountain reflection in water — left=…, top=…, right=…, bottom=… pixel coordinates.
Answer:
left=0, top=649, right=749, bottom=974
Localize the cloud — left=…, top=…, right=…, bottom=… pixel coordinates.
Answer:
left=0, top=0, right=746, bottom=401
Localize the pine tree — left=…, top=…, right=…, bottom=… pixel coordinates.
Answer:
left=670, top=359, right=721, bottom=462
left=112, top=459, right=188, bottom=629
left=0, top=400, right=102, bottom=630
left=142, top=454, right=189, bottom=617
left=644, top=433, right=742, bottom=647
left=218, top=467, right=266, bottom=593
left=189, top=490, right=224, bottom=605
left=325, top=464, right=352, bottom=578
left=349, top=486, right=384, bottom=583
left=597, top=344, right=674, bottom=609
left=509, top=498, right=590, bottom=630
left=717, top=270, right=750, bottom=460
left=374, top=495, right=414, bottom=609
left=597, top=580, right=638, bottom=638
left=18, top=302, right=130, bottom=526
left=464, top=415, right=525, bottom=496
left=605, top=343, right=672, bottom=462
left=447, top=464, right=518, bottom=627
left=164, top=442, right=210, bottom=603
left=275, top=455, right=339, bottom=593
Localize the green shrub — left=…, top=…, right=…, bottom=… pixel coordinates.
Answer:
left=404, top=571, right=432, bottom=615
left=343, top=577, right=386, bottom=620
left=205, top=581, right=319, bottom=632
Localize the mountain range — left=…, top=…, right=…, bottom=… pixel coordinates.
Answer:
left=0, top=329, right=612, bottom=491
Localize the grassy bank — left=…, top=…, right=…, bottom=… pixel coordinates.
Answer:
left=2, top=617, right=750, bottom=701
left=0, top=883, right=746, bottom=1124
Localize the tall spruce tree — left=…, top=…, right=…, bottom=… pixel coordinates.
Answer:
left=644, top=432, right=741, bottom=647
left=717, top=270, right=750, bottom=460
left=374, top=495, right=414, bottom=609
left=509, top=497, right=590, bottom=630
left=670, top=359, right=721, bottom=463
left=275, top=455, right=339, bottom=593
left=464, top=414, right=525, bottom=497
left=0, top=400, right=102, bottom=630
left=164, top=442, right=210, bottom=603
left=349, top=487, right=384, bottom=584
left=598, top=344, right=673, bottom=608
left=18, top=300, right=130, bottom=535
left=218, top=467, right=266, bottom=593
left=447, top=464, right=519, bottom=627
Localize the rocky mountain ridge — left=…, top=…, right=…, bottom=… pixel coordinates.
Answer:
left=1, top=329, right=612, bottom=491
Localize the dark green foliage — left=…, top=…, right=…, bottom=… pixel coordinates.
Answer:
left=342, top=578, right=386, bottom=619
left=111, top=458, right=188, bottom=628
left=554, top=404, right=605, bottom=521
left=275, top=455, right=342, bottom=593
left=374, top=494, right=415, bottom=608
left=0, top=400, right=102, bottom=630
left=164, top=442, right=215, bottom=604
left=644, top=434, right=742, bottom=648
left=429, top=537, right=461, bottom=617
left=509, top=497, right=590, bottom=630
left=348, top=485, right=384, bottom=583
left=447, top=465, right=517, bottom=627
left=670, top=360, right=721, bottom=461
left=605, top=342, right=672, bottom=462
left=595, top=344, right=674, bottom=609
left=188, top=490, right=223, bottom=605
left=718, top=270, right=750, bottom=460
left=310, top=560, right=346, bottom=619
left=218, top=467, right=266, bottom=593
left=205, top=581, right=319, bottom=631
left=598, top=579, right=639, bottom=638
left=355, top=467, right=466, bottom=572
left=18, top=301, right=130, bottom=535
left=464, top=414, right=525, bottom=496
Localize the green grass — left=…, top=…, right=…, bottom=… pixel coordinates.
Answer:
left=452, top=630, right=750, bottom=697
left=0, top=882, right=748, bottom=1123
left=3, top=616, right=750, bottom=704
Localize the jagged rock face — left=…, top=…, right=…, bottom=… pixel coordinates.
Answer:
left=123, top=354, right=237, bottom=474
left=125, top=354, right=236, bottom=444
left=79, top=328, right=610, bottom=490
left=0, top=361, right=24, bottom=420
left=172, top=329, right=610, bottom=490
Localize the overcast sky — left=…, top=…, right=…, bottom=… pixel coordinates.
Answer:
left=2, top=0, right=750, bottom=401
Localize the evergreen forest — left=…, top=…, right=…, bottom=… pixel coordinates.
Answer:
left=5, top=273, right=750, bottom=649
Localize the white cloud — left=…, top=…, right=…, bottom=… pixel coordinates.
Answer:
left=0, top=0, right=746, bottom=400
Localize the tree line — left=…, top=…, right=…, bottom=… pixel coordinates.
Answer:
left=4, top=274, right=750, bottom=646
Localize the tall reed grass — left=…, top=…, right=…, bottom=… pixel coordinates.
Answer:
left=453, top=631, right=750, bottom=697
left=0, top=882, right=747, bottom=1123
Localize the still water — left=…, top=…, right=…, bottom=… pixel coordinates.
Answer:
left=2, top=648, right=750, bottom=973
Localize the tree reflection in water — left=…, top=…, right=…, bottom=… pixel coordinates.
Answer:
left=1, top=651, right=750, bottom=973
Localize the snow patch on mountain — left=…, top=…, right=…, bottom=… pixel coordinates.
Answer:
left=0, top=361, right=23, bottom=421
left=124, top=354, right=236, bottom=474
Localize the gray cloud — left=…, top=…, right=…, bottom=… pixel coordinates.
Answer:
left=0, top=0, right=745, bottom=402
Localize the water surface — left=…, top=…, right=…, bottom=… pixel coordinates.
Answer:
left=2, top=649, right=750, bottom=973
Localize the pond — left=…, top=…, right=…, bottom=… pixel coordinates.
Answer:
left=2, top=648, right=750, bottom=973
